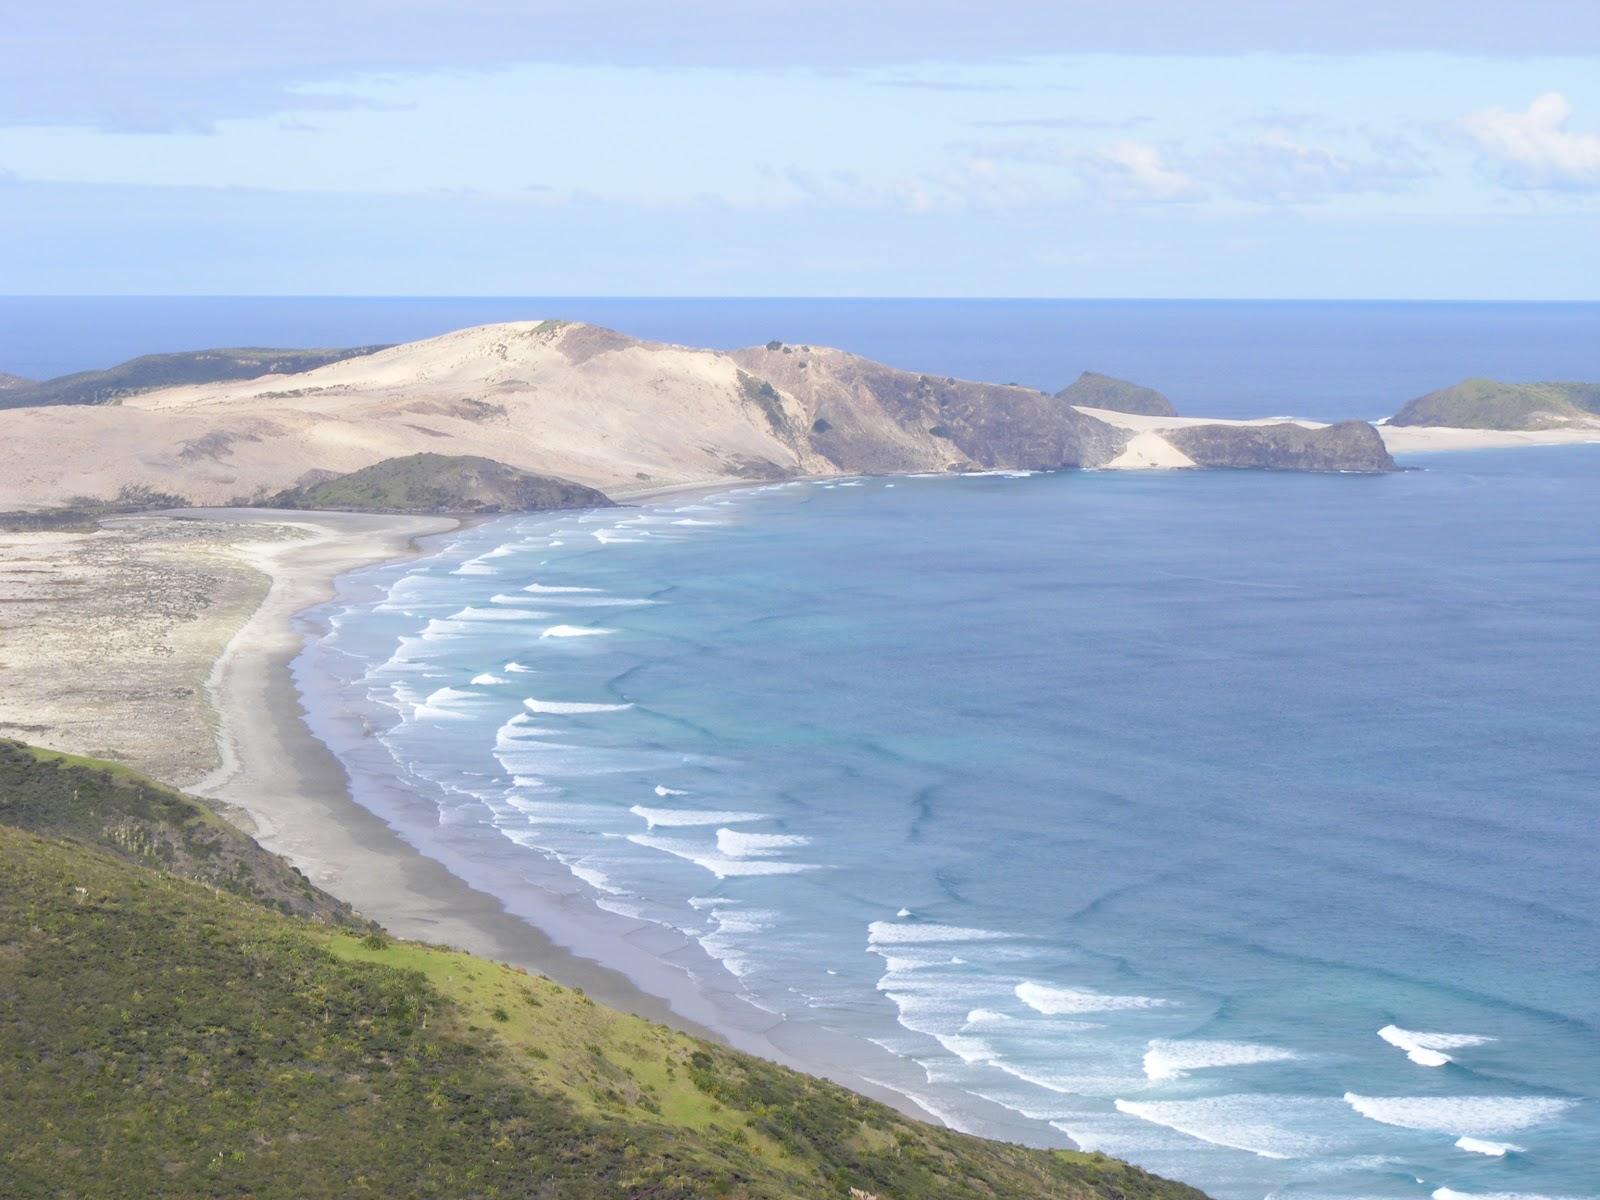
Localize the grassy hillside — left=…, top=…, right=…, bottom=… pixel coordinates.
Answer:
left=271, top=453, right=616, bottom=514
left=0, top=740, right=358, bottom=924
left=1054, top=372, right=1177, bottom=418
left=1388, top=378, right=1600, bottom=429
left=0, top=346, right=388, bottom=410
left=0, top=747, right=1208, bottom=1200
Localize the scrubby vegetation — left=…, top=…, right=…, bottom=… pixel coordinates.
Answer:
left=736, top=370, right=792, bottom=437
left=0, top=747, right=1208, bottom=1199
left=0, top=484, right=188, bottom=531
left=269, top=453, right=615, bottom=514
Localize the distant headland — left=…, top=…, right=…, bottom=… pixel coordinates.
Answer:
left=0, top=320, right=1593, bottom=515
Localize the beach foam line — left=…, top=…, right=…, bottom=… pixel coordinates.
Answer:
left=1016, top=981, right=1178, bottom=1016
left=524, top=698, right=633, bottom=714
left=1455, top=1135, right=1524, bottom=1156
left=1343, top=1092, right=1577, bottom=1135
left=715, top=828, right=811, bottom=858
left=1432, top=1191, right=1595, bottom=1200
left=629, top=805, right=765, bottom=829
left=541, top=625, right=613, bottom=638
left=1378, top=1024, right=1495, bottom=1067
left=1142, top=1039, right=1299, bottom=1082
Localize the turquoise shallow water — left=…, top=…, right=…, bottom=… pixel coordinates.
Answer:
left=302, top=448, right=1599, bottom=1200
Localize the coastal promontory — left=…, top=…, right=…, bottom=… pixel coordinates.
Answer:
left=0, top=321, right=1405, bottom=511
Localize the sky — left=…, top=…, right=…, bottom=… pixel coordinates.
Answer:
left=3, top=1, right=1599, bottom=298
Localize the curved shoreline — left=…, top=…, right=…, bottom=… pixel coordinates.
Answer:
left=180, top=504, right=958, bottom=1130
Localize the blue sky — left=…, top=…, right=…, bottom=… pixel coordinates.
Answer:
left=3, top=2, right=1599, bottom=297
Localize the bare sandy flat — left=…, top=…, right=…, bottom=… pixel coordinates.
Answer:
left=0, top=516, right=286, bottom=782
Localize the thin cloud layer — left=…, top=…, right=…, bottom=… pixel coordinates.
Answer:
left=6, top=1, right=1600, bottom=129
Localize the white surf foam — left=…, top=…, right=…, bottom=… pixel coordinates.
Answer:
left=522, top=582, right=600, bottom=593
left=654, top=784, right=688, bottom=797
left=628, top=805, right=765, bottom=829
left=1455, top=1135, right=1525, bottom=1156
left=896, top=907, right=913, bottom=917
left=471, top=673, right=507, bottom=685
left=1432, top=1191, right=1592, bottom=1200
left=504, top=661, right=535, bottom=672
left=964, top=1008, right=1014, bottom=1025
left=1378, top=1024, right=1495, bottom=1067
left=524, top=698, right=632, bottom=714
left=1016, top=982, right=1177, bottom=1016
left=412, top=686, right=479, bottom=721
left=1142, top=1039, right=1299, bottom=1082
left=1113, top=1096, right=1339, bottom=1160
left=867, top=921, right=1015, bottom=945
left=1343, top=1092, right=1577, bottom=1135
left=626, top=833, right=819, bottom=878
left=446, top=606, right=549, bottom=621
left=541, top=625, right=614, bottom=638
left=715, top=828, right=812, bottom=857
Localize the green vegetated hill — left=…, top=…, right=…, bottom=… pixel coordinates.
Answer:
left=1388, top=378, right=1600, bottom=429
left=0, top=345, right=389, bottom=410
left=270, top=453, right=616, bottom=514
left=0, top=743, right=1208, bottom=1200
left=1054, top=372, right=1178, bottom=417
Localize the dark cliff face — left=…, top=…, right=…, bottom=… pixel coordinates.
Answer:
left=0, top=346, right=390, bottom=410
left=731, top=347, right=1131, bottom=473
left=1389, top=378, right=1600, bottom=430
left=1166, top=420, right=1397, bottom=473
left=271, top=453, right=616, bottom=513
left=1054, top=371, right=1178, bottom=417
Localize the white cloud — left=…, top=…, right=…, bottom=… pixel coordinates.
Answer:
left=1083, top=140, right=1205, bottom=203
left=1461, top=92, right=1600, bottom=190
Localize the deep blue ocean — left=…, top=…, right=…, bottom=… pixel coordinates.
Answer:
left=7, top=299, right=1598, bottom=1200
